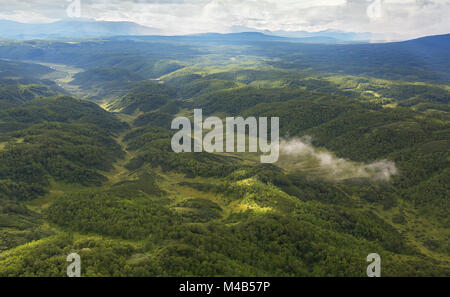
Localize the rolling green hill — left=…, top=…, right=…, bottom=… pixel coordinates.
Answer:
left=0, top=35, right=448, bottom=277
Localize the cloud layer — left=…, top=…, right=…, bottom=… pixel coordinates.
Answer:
left=279, top=137, right=398, bottom=181
left=0, top=0, right=448, bottom=39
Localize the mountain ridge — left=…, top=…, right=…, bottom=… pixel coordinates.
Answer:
left=0, top=19, right=161, bottom=39
left=1, top=19, right=448, bottom=44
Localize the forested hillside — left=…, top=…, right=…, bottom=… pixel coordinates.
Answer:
left=0, top=34, right=448, bottom=277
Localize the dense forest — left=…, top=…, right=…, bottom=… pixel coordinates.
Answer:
left=0, top=34, right=448, bottom=277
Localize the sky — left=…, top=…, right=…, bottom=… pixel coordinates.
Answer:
left=0, top=0, right=449, bottom=40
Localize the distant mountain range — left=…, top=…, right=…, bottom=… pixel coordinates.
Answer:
left=230, top=26, right=374, bottom=42
left=0, top=19, right=373, bottom=43
left=268, top=30, right=373, bottom=41
left=0, top=19, right=446, bottom=45
left=0, top=19, right=161, bottom=39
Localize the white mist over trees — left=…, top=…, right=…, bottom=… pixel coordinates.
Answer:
left=279, top=137, right=398, bottom=181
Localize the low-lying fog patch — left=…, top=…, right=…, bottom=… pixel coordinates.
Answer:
left=278, top=136, right=398, bottom=181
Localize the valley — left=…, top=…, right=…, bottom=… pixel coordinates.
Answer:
left=0, top=34, right=448, bottom=277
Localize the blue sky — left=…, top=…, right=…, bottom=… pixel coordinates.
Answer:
left=0, top=0, right=448, bottom=39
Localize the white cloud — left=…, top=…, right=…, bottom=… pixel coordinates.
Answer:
left=278, top=137, right=398, bottom=181
left=0, top=10, right=58, bottom=23
left=0, top=0, right=448, bottom=38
